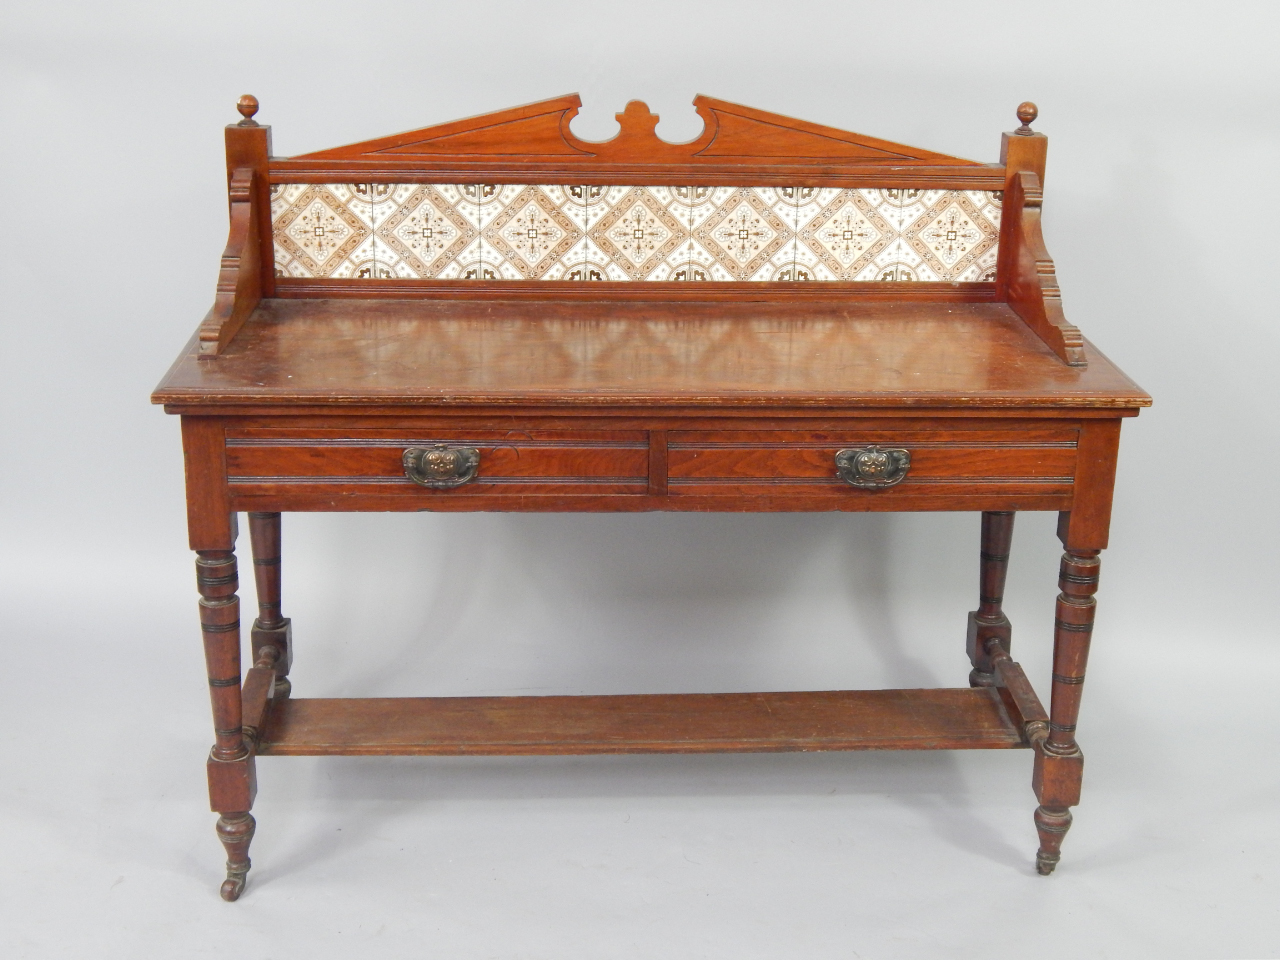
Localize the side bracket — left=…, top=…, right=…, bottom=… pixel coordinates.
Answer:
left=198, top=167, right=261, bottom=357
left=998, top=170, right=1086, bottom=366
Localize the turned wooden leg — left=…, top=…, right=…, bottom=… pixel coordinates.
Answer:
left=1032, top=548, right=1100, bottom=875
left=197, top=548, right=258, bottom=900
left=248, top=512, right=293, bottom=699
left=216, top=812, right=256, bottom=902
left=967, top=511, right=1015, bottom=687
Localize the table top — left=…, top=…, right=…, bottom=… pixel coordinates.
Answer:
left=153, top=298, right=1150, bottom=411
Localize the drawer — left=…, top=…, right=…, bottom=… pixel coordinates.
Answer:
left=666, top=427, right=1079, bottom=502
left=224, top=428, right=649, bottom=498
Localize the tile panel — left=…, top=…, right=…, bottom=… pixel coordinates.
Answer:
left=271, top=184, right=1001, bottom=281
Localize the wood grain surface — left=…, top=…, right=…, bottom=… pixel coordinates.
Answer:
left=154, top=299, right=1150, bottom=409
left=257, top=688, right=1027, bottom=756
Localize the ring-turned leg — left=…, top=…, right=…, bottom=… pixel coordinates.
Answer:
left=1033, top=548, right=1100, bottom=874
left=248, top=512, right=293, bottom=699
left=967, top=511, right=1015, bottom=687
left=215, top=812, right=256, bottom=901
left=197, top=548, right=258, bottom=900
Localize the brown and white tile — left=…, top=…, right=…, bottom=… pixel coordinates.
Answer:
left=372, top=183, right=476, bottom=279
left=796, top=188, right=893, bottom=281
left=587, top=187, right=686, bottom=280
left=271, top=183, right=374, bottom=278
left=691, top=187, right=795, bottom=281
left=481, top=185, right=582, bottom=279
left=903, top=191, right=998, bottom=281
left=271, top=182, right=1002, bottom=283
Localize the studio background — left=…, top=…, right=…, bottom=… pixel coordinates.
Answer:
left=2, top=1, right=1277, bottom=957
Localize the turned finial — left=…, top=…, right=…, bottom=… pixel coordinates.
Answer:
left=1015, top=101, right=1038, bottom=136
left=236, top=94, right=260, bottom=126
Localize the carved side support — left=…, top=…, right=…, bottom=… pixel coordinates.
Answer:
left=967, top=511, right=1015, bottom=687
left=198, top=167, right=261, bottom=358
left=1032, top=548, right=1100, bottom=875
left=197, top=549, right=258, bottom=900
left=248, top=512, right=292, bottom=698
left=997, top=170, right=1086, bottom=367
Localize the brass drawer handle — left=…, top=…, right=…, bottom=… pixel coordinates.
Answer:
left=835, top=445, right=911, bottom=489
left=403, top=445, right=480, bottom=489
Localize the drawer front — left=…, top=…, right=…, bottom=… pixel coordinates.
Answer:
left=667, top=427, right=1078, bottom=501
left=225, top=428, right=649, bottom=499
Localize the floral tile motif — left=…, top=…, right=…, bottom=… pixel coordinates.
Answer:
left=372, top=184, right=476, bottom=279
left=483, top=186, right=582, bottom=278
left=693, top=187, right=795, bottom=281
left=270, top=184, right=1000, bottom=281
left=271, top=184, right=373, bottom=278
left=588, top=187, right=686, bottom=280
left=794, top=188, right=886, bottom=281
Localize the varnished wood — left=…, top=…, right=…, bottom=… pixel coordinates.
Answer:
left=223, top=116, right=274, bottom=299
left=235, top=95, right=259, bottom=124
left=247, top=512, right=292, bottom=697
left=273, top=278, right=1002, bottom=302
left=197, top=544, right=261, bottom=899
left=198, top=168, right=261, bottom=357
left=195, top=551, right=245, bottom=762
left=257, top=688, right=1026, bottom=756
left=1057, top=419, right=1123, bottom=550
left=272, top=94, right=996, bottom=187
left=179, top=417, right=234, bottom=550
left=158, top=95, right=1150, bottom=895
left=154, top=299, right=1149, bottom=409
left=1014, top=102, right=1039, bottom=135
left=999, top=171, right=1083, bottom=365
left=1032, top=548, right=1101, bottom=874
left=985, top=640, right=1050, bottom=743
left=239, top=644, right=279, bottom=746
left=967, top=511, right=1016, bottom=687
left=215, top=813, right=255, bottom=902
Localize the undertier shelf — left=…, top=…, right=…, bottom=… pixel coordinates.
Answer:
left=256, top=687, right=1028, bottom=756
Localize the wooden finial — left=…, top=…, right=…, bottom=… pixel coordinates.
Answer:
left=236, top=94, right=260, bottom=126
left=1015, top=101, right=1038, bottom=136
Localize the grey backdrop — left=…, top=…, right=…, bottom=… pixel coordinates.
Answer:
left=2, top=1, right=1278, bottom=957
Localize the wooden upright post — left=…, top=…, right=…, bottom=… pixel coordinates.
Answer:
left=996, top=101, right=1048, bottom=303
left=224, top=94, right=274, bottom=297
left=967, top=511, right=1016, bottom=687
left=248, top=512, right=293, bottom=698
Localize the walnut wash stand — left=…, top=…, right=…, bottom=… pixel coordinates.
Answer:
left=153, top=94, right=1150, bottom=899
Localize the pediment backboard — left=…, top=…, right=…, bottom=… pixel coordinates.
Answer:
left=272, top=95, right=997, bottom=186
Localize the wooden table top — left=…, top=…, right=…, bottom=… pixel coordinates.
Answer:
left=153, top=298, right=1150, bottom=410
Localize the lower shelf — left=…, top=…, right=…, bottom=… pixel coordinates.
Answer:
left=256, top=688, right=1027, bottom=756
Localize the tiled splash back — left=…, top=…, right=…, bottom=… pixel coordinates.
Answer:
left=271, top=184, right=1001, bottom=282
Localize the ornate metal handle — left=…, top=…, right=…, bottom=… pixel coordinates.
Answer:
left=834, top=445, right=911, bottom=489
left=403, top=445, right=480, bottom=489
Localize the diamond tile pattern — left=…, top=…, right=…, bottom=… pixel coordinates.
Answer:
left=272, top=185, right=1000, bottom=281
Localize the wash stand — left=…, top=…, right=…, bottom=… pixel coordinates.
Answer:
left=152, top=93, right=1150, bottom=899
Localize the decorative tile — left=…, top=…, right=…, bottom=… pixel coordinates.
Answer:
left=796, top=189, right=892, bottom=281
left=482, top=185, right=582, bottom=278
left=588, top=187, right=687, bottom=280
left=903, top=191, right=999, bottom=282
left=270, top=183, right=373, bottom=278
left=690, top=186, right=794, bottom=281
left=373, top=184, right=476, bottom=279
left=270, top=183, right=1001, bottom=281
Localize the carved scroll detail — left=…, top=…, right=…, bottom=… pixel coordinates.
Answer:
left=999, top=170, right=1085, bottom=367
left=198, top=167, right=261, bottom=358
